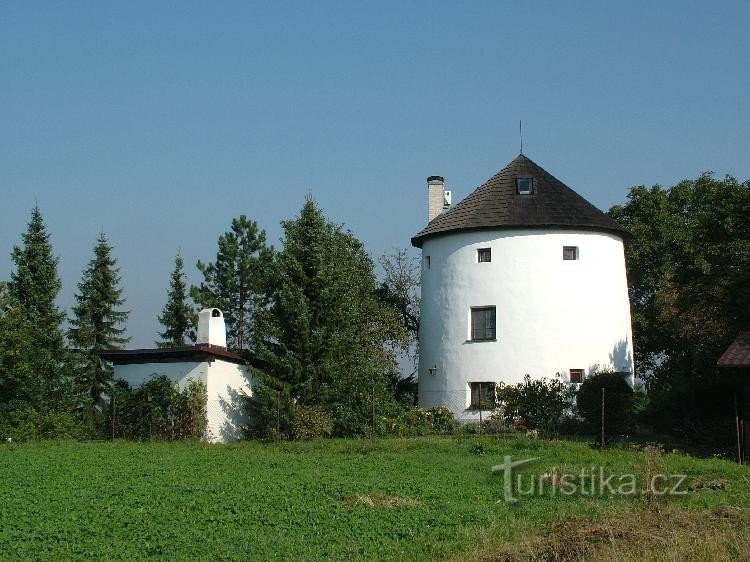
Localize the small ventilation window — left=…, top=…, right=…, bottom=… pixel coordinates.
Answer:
left=569, top=369, right=584, bottom=384
left=516, top=177, right=533, bottom=195
left=477, top=248, right=491, bottom=263
left=563, top=246, right=579, bottom=260
left=424, top=256, right=431, bottom=270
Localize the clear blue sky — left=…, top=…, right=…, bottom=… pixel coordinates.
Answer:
left=2, top=1, right=748, bottom=347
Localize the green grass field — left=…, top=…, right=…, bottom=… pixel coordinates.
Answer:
left=1, top=436, right=748, bottom=560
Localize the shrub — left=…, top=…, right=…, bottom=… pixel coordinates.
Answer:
left=495, top=374, right=575, bottom=435
left=0, top=401, right=38, bottom=442
left=576, top=370, right=634, bottom=440
left=114, top=376, right=207, bottom=440
left=290, top=406, right=334, bottom=440
left=38, top=411, right=87, bottom=440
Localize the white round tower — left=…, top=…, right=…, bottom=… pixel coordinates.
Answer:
left=412, top=155, right=634, bottom=419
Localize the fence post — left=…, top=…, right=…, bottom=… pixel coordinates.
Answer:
left=371, top=384, right=376, bottom=438
left=111, top=391, right=116, bottom=440
left=735, top=392, right=743, bottom=465
left=600, top=387, right=605, bottom=449
left=276, top=390, right=281, bottom=441
left=478, top=384, right=483, bottom=436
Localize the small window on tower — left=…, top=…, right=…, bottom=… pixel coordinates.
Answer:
left=477, top=248, right=491, bottom=263
left=470, top=306, right=496, bottom=341
left=424, top=256, right=431, bottom=270
left=569, top=369, right=584, bottom=384
left=469, top=382, right=497, bottom=409
left=563, top=246, right=579, bottom=260
left=516, top=177, right=533, bottom=194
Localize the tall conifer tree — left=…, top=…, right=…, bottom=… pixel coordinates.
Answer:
left=68, top=233, right=129, bottom=426
left=157, top=252, right=195, bottom=348
left=7, top=206, right=66, bottom=410
left=190, top=215, right=273, bottom=353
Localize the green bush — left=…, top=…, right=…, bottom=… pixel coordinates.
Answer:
left=0, top=401, right=38, bottom=442
left=290, top=405, right=334, bottom=440
left=114, top=376, right=207, bottom=441
left=495, top=374, right=575, bottom=435
left=38, top=411, right=87, bottom=440
left=576, top=370, right=634, bottom=441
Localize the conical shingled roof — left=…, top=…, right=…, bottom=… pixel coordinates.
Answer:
left=411, top=154, right=629, bottom=248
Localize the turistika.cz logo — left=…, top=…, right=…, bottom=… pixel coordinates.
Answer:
left=491, top=455, right=688, bottom=503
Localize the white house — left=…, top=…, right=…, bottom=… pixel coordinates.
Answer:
left=412, top=154, right=634, bottom=419
left=101, top=308, right=251, bottom=442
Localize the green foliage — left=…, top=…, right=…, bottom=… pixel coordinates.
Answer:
left=6, top=207, right=68, bottom=411
left=68, top=233, right=129, bottom=431
left=376, top=249, right=420, bottom=372
left=252, top=197, right=406, bottom=437
left=1, top=438, right=747, bottom=560
left=290, top=405, right=334, bottom=440
left=0, top=287, right=38, bottom=405
left=608, top=173, right=749, bottom=449
left=576, top=370, right=634, bottom=439
left=157, top=253, right=196, bottom=347
left=495, top=374, right=575, bottom=433
left=190, top=215, right=274, bottom=353
left=114, top=376, right=207, bottom=440
left=0, top=401, right=86, bottom=442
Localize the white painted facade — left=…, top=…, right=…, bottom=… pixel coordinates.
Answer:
left=109, top=308, right=252, bottom=443
left=114, top=358, right=251, bottom=443
left=418, top=228, right=634, bottom=419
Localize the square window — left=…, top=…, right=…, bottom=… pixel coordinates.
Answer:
left=516, top=177, right=533, bottom=195
left=469, top=382, right=497, bottom=409
left=477, top=248, right=491, bottom=263
left=569, top=369, right=584, bottom=384
left=471, top=306, right=496, bottom=341
left=563, top=246, right=578, bottom=260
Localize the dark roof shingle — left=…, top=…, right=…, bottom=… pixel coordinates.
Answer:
left=718, top=329, right=750, bottom=368
left=99, top=343, right=244, bottom=365
left=411, top=154, right=629, bottom=248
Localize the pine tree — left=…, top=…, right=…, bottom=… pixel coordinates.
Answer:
left=157, top=252, right=195, bottom=348
left=68, top=233, right=129, bottom=426
left=251, top=197, right=406, bottom=436
left=7, top=206, right=67, bottom=410
left=190, top=215, right=273, bottom=353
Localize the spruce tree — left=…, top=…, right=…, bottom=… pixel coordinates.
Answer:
left=157, top=252, right=195, bottom=348
left=68, top=233, right=129, bottom=426
left=7, top=206, right=67, bottom=410
left=190, top=215, right=273, bottom=353
left=252, top=197, right=406, bottom=437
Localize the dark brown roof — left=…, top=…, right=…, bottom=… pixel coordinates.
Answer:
left=99, top=343, right=244, bottom=365
left=411, top=154, right=629, bottom=248
left=718, top=330, right=750, bottom=368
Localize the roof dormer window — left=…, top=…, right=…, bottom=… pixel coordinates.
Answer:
left=516, top=177, right=533, bottom=195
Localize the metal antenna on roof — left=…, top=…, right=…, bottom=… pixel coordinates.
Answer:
left=519, top=120, right=523, bottom=154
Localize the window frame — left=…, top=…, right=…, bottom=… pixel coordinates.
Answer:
left=477, top=248, right=491, bottom=263
left=563, top=246, right=579, bottom=261
left=516, top=177, right=533, bottom=195
left=470, top=306, right=497, bottom=341
left=469, top=381, right=497, bottom=410
left=569, top=369, right=584, bottom=384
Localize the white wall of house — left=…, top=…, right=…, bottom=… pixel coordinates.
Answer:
left=418, top=228, right=634, bottom=419
left=114, top=359, right=251, bottom=443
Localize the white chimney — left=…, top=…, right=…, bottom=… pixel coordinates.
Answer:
left=196, top=308, right=227, bottom=348
left=427, top=176, right=446, bottom=223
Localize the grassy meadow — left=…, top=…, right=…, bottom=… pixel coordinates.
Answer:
left=0, top=436, right=748, bottom=560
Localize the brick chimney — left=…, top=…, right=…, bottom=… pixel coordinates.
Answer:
left=427, top=176, right=451, bottom=223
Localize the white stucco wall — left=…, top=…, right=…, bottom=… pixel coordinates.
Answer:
left=417, top=228, right=634, bottom=419
left=113, top=358, right=252, bottom=443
